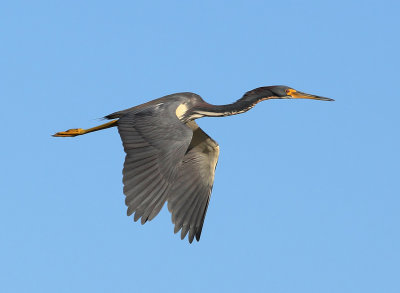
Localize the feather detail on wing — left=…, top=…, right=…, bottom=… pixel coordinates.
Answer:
left=168, top=121, right=219, bottom=243
left=117, top=103, right=193, bottom=224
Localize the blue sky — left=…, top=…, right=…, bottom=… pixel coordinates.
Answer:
left=1, top=0, right=399, bottom=292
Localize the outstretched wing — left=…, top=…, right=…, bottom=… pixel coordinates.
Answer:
left=168, top=121, right=220, bottom=243
left=117, top=102, right=193, bottom=224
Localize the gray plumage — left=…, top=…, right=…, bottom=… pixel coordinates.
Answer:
left=53, top=86, right=333, bottom=243
left=113, top=94, right=219, bottom=243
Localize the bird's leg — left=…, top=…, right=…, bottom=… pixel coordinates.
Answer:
left=53, top=120, right=118, bottom=137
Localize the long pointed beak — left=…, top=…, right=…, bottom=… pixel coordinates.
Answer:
left=290, top=91, right=334, bottom=101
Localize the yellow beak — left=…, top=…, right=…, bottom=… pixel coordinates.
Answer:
left=289, top=91, right=334, bottom=101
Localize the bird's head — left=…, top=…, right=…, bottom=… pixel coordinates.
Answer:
left=242, top=85, right=334, bottom=103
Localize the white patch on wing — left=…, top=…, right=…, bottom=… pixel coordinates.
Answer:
left=175, top=103, right=189, bottom=120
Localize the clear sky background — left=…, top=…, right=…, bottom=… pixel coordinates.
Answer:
left=1, top=1, right=399, bottom=292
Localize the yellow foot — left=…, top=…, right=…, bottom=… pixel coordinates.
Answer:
left=53, top=128, right=85, bottom=137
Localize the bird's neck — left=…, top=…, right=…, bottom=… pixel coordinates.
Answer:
left=190, top=95, right=272, bottom=119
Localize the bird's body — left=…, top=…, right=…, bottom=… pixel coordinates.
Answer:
left=54, top=86, right=333, bottom=243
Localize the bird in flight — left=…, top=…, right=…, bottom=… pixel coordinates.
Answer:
left=54, top=85, right=333, bottom=243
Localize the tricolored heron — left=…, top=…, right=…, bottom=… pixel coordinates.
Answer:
left=54, top=85, right=333, bottom=243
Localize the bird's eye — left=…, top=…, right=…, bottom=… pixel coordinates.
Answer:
left=286, top=89, right=296, bottom=96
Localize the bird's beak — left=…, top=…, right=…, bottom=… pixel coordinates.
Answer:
left=288, top=90, right=334, bottom=101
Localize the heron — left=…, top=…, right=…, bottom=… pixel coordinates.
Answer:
left=54, top=85, right=333, bottom=243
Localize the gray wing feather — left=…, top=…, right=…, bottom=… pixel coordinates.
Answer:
left=168, top=122, right=219, bottom=243
left=117, top=103, right=193, bottom=224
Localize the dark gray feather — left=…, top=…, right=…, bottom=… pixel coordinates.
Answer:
left=117, top=102, right=193, bottom=224
left=168, top=121, right=219, bottom=243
